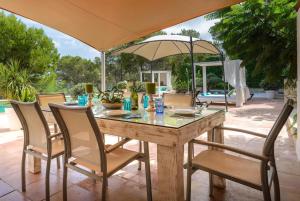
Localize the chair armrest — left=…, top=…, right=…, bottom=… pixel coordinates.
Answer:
left=192, top=139, right=269, bottom=161
left=48, top=133, right=63, bottom=139
left=105, top=138, right=132, bottom=153
left=217, top=126, right=267, bottom=138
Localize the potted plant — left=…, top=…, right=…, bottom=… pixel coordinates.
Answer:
left=99, top=87, right=124, bottom=109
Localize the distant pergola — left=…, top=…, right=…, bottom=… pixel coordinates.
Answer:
left=194, top=60, right=250, bottom=108
left=194, top=61, right=223, bottom=95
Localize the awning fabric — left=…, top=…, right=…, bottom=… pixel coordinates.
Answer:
left=113, top=35, right=220, bottom=61
left=0, top=0, right=243, bottom=51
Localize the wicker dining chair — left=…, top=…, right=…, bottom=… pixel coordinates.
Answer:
left=186, top=99, right=294, bottom=201
left=36, top=93, right=66, bottom=133
left=163, top=93, right=194, bottom=108
left=49, top=103, right=152, bottom=201
left=10, top=101, right=64, bottom=201
left=36, top=93, right=66, bottom=106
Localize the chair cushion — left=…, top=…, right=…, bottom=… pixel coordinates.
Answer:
left=30, top=138, right=64, bottom=157
left=72, top=147, right=140, bottom=175
left=192, top=150, right=262, bottom=188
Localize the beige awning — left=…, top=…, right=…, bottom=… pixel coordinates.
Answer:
left=0, top=0, right=243, bottom=51
left=113, top=35, right=220, bottom=61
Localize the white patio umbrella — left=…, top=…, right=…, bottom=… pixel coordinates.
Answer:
left=113, top=35, right=221, bottom=97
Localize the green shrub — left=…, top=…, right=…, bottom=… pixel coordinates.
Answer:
left=207, top=73, right=223, bottom=90
left=174, top=80, right=189, bottom=93
left=0, top=60, right=36, bottom=102
left=259, top=79, right=280, bottom=90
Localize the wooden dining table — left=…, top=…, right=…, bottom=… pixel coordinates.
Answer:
left=39, top=107, right=226, bottom=201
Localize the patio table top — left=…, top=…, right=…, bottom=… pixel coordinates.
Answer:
left=42, top=106, right=224, bottom=129
left=94, top=108, right=223, bottom=128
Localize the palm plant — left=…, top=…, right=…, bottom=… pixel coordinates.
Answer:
left=0, top=60, right=36, bottom=102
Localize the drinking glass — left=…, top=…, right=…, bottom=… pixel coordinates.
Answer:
left=123, top=98, right=132, bottom=111
left=143, top=95, right=149, bottom=109
left=78, top=95, right=88, bottom=106
left=155, top=98, right=164, bottom=114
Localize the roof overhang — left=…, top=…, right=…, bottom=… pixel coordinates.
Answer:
left=0, top=0, right=243, bottom=51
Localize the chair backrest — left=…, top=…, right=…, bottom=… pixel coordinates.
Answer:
left=10, top=101, right=50, bottom=150
left=163, top=93, right=193, bottom=108
left=263, top=99, right=294, bottom=156
left=36, top=93, right=66, bottom=107
left=49, top=104, right=106, bottom=172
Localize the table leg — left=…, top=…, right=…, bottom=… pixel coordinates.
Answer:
left=207, top=125, right=226, bottom=188
left=157, top=144, right=184, bottom=201
left=28, top=155, right=41, bottom=174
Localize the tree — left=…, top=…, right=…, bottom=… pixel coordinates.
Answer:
left=206, top=0, right=297, bottom=87
left=56, top=56, right=101, bottom=89
left=175, top=29, right=200, bottom=38
left=0, top=12, right=59, bottom=88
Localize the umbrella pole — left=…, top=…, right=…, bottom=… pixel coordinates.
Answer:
left=190, top=36, right=196, bottom=105
left=101, top=51, right=106, bottom=91
left=150, top=61, right=153, bottom=82
left=221, top=52, right=228, bottom=112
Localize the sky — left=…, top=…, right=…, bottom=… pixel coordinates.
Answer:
left=2, top=10, right=218, bottom=60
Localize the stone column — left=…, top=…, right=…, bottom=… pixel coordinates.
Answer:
left=202, top=66, right=207, bottom=94
left=140, top=71, right=143, bottom=82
